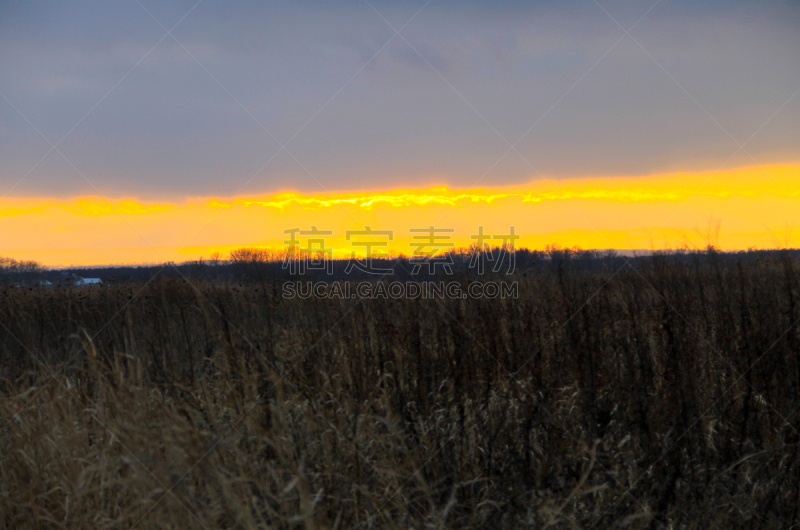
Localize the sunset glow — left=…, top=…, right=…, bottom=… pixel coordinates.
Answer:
left=1, top=164, right=798, bottom=267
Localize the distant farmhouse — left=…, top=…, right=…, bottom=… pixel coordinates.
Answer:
left=10, top=275, right=103, bottom=288
left=58, top=272, right=102, bottom=287
left=74, top=277, right=102, bottom=286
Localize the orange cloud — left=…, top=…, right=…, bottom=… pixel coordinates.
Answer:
left=1, top=164, right=798, bottom=267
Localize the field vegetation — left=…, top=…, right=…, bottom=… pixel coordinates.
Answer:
left=1, top=248, right=800, bottom=528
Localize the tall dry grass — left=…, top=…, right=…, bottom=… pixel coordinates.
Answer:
left=1, top=250, right=800, bottom=528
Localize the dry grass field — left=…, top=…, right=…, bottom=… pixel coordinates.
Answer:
left=2, top=250, right=800, bottom=528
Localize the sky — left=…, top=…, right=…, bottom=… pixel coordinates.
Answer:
left=1, top=0, right=799, bottom=265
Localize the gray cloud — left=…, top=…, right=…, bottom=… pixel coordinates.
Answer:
left=0, top=0, right=798, bottom=199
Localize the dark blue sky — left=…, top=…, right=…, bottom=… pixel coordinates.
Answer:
left=1, top=0, right=798, bottom=199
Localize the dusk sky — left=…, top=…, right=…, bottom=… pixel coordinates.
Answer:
left=1, top=0, right=799, bottom=265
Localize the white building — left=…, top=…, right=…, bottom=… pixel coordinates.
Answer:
left=74, top=277, right=102, bottom=286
